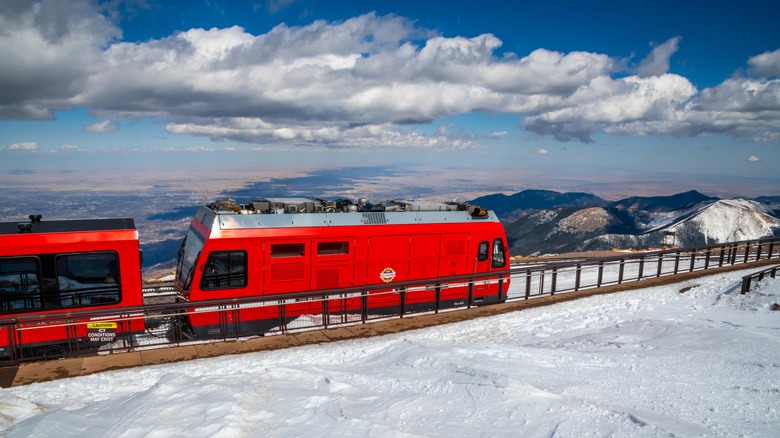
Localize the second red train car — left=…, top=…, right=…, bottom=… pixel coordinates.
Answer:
left=174, top=197, right=510, bottom=339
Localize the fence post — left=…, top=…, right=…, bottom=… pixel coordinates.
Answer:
left=656, top=253, right=663, bottom=277
left=756, top=242, right=763, bottom=261
left=740, top=277, right=750, bottom=294
left=718, top=245, right=726, bottom=267
left=674, top=251, right=680, bottom=274
left=575, top=264, right=582, bottom=290
left=322, top=297, right=329, bottom=329
left=2, top=320, right=19, bottom=363
left=400, top=287, right=407, bottom=316
left=618, top=259, right=625, bottom=284
left=525, top=270, right=531, bottom=299
left=689, top=250, right=697, bottom=272
left=234, top=306, right=242, bottom=338
left=551, top=268, right=558, bottom=296
left=597, top=262, right=604, bottom=287
left=743, top=243, right=751, bottom=263
left=638, top=256, right=644, bottom=280
left=361, top=290, right=368, bottom=323
left=277, top=303, right=287, bottom=334
left=434, top=282, right=441, bottom=314
left=467, top=281, right=473, bottom=309
left=704, top=248, right=711, bottom=270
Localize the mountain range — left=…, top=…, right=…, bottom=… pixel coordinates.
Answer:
left=470, top=190, right=780, bottom=256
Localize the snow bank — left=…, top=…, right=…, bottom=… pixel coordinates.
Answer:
left=1, top=269, right=779, bottom=437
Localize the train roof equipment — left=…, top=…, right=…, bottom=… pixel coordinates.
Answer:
left=0, top=215, right=136, bottom=235
left=199, top=197, right=494, bottom=231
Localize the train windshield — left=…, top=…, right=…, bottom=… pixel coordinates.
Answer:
left=175, top=227, right=205, bottom=290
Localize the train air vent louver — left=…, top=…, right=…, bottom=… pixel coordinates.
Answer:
left=362, top=212, right=387, bottom=224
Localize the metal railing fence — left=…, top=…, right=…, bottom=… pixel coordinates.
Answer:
left=740, top=264, right=780, bottom=294
left=2, top=236, right=778, bottom=363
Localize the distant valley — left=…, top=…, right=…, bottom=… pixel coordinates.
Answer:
left=3, top=166, right=779, bottom=275
left=471, top=190, right=780, bottom=256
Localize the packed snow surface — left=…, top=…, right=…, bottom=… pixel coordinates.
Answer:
left=2, top=269, right=779, bottom=437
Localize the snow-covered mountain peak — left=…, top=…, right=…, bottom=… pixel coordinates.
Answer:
left=669, top=198, right=780, bottom=243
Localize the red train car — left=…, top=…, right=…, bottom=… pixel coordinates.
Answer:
left=0, top=215, right=144, bottom=359
left=174, top=198, right=510, bottom=339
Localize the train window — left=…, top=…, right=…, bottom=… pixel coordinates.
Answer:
left=176, top=228, right=206, bottom=290
left=317, top=241, right=349, bottom=256
left=491, top=239, right=506, bottom=268
left=271, top=243, right=305, bottom=258
left=201, top=251, right=247, bottom=290
left=56, top=252, right=120, bottom=308
left=0, top=257, right=42, bottom=314
left=478, top=241, right=489, bottom=262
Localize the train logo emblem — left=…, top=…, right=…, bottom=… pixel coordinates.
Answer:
left=380, top=267, right=396, bottom=283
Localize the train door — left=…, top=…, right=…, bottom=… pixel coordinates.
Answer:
left=259, top=239, right=313, bottom=327
left=406, top=234, right=441, bottom=310
left=476, top=237, right=509, bottom=305
left=471, top=240, right=492, bottom=300
left=312, top=238, right=356, bottom=317
left=312, top=239, right=355, bottom=290
left=491, top=237, right=508, bottom=302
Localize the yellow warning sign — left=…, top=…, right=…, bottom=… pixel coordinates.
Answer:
left=87, top=322, right=117, bottom=342
left=87, top=322, right=117, bottom=330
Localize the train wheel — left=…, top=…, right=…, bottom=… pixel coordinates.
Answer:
left=42, top=344, right=67, bottom=360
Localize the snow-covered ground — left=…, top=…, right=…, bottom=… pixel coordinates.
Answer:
left=1, top=269, right=779, bottom=437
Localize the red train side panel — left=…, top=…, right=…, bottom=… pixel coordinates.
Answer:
left=174, top=198, right=510, bottom=339
left=0, top=216, right=144, bottom=358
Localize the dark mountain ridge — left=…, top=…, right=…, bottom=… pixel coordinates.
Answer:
left=470, top=190, right=780, bottom=256
left=609, top=190, right=718, bottom=212
left=470, top=189, right=608, bottom=222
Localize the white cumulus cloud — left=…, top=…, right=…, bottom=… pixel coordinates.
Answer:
left=8, top=142, right=39, bottom=151
left=748, top=49, right=780, bottom=77
left=637, top=37, right=681, bottom=77
left=0, top=5, right=778, bottom=147
left=83, top=120, right=119, bottom=133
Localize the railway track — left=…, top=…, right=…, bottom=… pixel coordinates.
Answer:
left=142, top=281, right=176, bottom=298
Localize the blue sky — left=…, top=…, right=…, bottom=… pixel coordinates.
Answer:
left=1, top=0, right=779, bottom=198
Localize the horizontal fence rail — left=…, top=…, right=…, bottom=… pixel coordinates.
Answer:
left=2, top=236, right=779, bottom=363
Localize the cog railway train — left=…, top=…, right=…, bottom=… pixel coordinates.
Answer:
left=0, top=197, right=510, bottom=360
